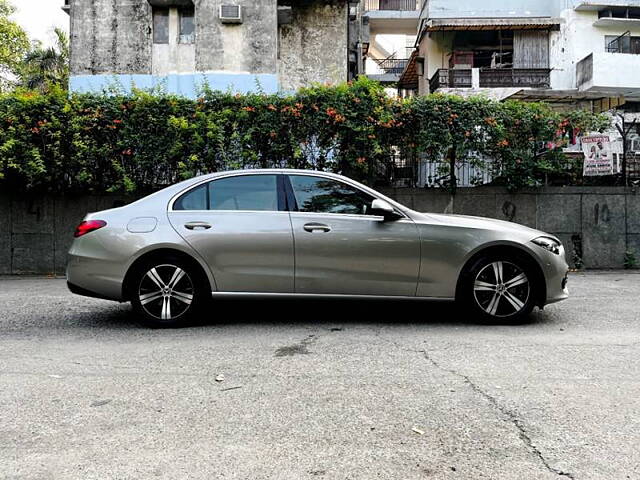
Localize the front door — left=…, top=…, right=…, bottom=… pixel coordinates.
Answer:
left=286, top=174, right=420, bottom=296
left=168, top=173, right=294, bottom=293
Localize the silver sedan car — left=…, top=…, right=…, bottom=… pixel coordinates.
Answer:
left=67, top=169, right=569, bottom=327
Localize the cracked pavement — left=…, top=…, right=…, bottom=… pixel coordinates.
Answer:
left=0, top=272, right=639, bottom=479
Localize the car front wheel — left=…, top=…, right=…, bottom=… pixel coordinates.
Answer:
left=130, top=257, right=206, bottom=327
left=461, top=255, right=537, bottom=323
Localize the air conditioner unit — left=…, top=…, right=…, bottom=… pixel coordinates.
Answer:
left=220, top=5, right=242, bottom=24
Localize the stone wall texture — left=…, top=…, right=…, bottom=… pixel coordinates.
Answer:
left=0, top=187, right=638, bottom=275
left=68, top=0, right=348, bottom=93
left=278, top=1, right=348, bottom=91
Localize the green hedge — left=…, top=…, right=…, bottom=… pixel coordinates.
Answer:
left=0, top=77, right=607, bottom=194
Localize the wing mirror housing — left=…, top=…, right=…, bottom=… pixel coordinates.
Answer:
left=370, top=199, right=402, bottom=221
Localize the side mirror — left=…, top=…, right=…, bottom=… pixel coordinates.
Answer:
left=370, top=199, right=402, bottom=221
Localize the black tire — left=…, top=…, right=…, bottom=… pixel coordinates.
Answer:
left=459, top=253, right=538, bottom=324
left=129, top=256, right=208, bottom=328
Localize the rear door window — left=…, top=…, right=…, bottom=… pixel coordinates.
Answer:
left=173, top=175, right=280, bottom=211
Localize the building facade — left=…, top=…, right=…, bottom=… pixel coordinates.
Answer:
left=66, top=0, right=360, bottom=96
left=360, top=0, right=420, bottom=85
left=401, top=0, right=640, bottom=109
left=393, top=0, right=640, bottom=187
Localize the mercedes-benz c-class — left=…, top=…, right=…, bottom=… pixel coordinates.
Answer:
left=67, top=169, right=569, bottom=327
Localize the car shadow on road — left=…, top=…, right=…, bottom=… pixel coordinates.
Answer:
left=72, top=296, right=553, bottom=330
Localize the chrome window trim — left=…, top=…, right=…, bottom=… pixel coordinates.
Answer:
left=288, top=211, right=411, bottom=222
left=168, top=170, right=409, bottom=220
left=169, top=210, right=291, bottom=215
left=168, top=171, right=281, bottom=213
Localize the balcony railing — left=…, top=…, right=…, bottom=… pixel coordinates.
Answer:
left=364, top=0, right=418, bottom=11
left=429, top=69, right=472, bottom=91
left=372, top=58, right=410, bottom=75
left=480, top=68, right=551, bottom=88
left=429, top=68, right=551, bottom=91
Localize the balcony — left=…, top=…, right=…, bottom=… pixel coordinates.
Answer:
left=429, top=69, right=472, bottom=91
left=367, top=58, right=410, bottom=83
left=480, top=69, right=551, bottom=88
left=577, top=52, right=640, bottom=92
left=364, top=0, right=418, bottom=11
left=374, top=58, right=409, bottom=74
left=429, top=68, right=551, bottom=92
left=575, top=1, right=640, bottom=11
left=363, top=0, right=420, bottom=35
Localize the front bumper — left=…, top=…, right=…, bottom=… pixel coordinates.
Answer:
left=529, top=241, right=570, bottom=306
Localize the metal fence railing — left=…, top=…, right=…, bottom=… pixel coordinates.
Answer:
left=371, top=58, right=409, bottom=75
left=383, top=152, right=640, bottom=189
left=382, top=152, right=493, bottom=189
left=364, top=0, right=418, bottom=11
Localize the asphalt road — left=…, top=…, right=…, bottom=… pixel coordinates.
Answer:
left=1, top=272, right=639, bottom=480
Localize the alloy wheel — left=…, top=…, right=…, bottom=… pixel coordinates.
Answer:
left=138, top=264, right=194, bottom=321
left=473, top=261, right=530, bottom=318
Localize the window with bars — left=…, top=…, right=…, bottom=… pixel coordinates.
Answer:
left=179, top=8, right=195, bottom=44
left=153, top=8, right=169, bottom=44
left=606, top=34, right=640, bottom=54
left=153, top=7, right=196, bottom=45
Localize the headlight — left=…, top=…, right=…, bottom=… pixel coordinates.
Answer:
left=532, top=236, right=561, bottom=255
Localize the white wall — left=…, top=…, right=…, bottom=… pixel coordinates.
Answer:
left=589, top=52, right=640, bottom=91
left=551, top=7, right=640, bottom=90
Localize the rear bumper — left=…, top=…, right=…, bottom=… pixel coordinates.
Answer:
left=66, top=252, right=126, bottom=302
left=67, top=281, right=122, bottom=301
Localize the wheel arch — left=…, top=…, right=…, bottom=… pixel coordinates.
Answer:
left=455, top=243, right=547, bottom=307
left=122, top=247, right=213, bottom=300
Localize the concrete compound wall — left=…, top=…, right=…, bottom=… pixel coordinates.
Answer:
left=0, top=195, right=134, bottom=276
left=0, top=187, right=638, bottom=275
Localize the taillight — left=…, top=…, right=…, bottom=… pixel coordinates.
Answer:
left=74, top=220, right=107, bottom=238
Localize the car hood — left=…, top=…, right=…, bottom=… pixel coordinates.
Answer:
left=410, top=211, right=553, bottom=240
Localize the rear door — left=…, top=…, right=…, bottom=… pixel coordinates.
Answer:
left=168, top=173, right=294, bottom=293
left=286, top=174, right=421, bottom=296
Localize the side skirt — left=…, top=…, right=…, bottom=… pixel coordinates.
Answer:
left=210, top=291, right=455, bottom=302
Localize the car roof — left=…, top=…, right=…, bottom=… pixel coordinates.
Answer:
left=117, top=168, right=412, bottom=217
left=124, top=169, right=351, bottom=210
left=194, top=168, right=344, bottom=180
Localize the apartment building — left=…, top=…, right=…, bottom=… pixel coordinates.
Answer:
left=360, top=0, right=420, bottom=85
left=393, top=0, right=640, bottom=187
left=64, top=0, right=362, bottom=97
left=400, top=0, right=640, bottom=111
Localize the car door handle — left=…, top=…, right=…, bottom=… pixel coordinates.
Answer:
left=303, top=223, right=331, bottom=233
left=184, top=222, right=212, bottom=230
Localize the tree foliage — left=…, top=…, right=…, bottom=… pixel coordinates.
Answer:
left=0, top=0, right=30, bottom=92
left=0, top=77, right=608, bottom=194
left=18, top=27, right=69, bottom=93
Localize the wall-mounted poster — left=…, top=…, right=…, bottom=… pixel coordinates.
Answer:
left=582, top=135, right=614, bottom=176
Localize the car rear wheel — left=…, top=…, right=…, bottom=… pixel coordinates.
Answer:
left=461, top=254, right=537, bottom=323
left=130, top=257, right=206, bottom=327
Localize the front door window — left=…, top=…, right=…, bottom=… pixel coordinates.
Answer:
left=288, top=175, right=375, bottom=215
